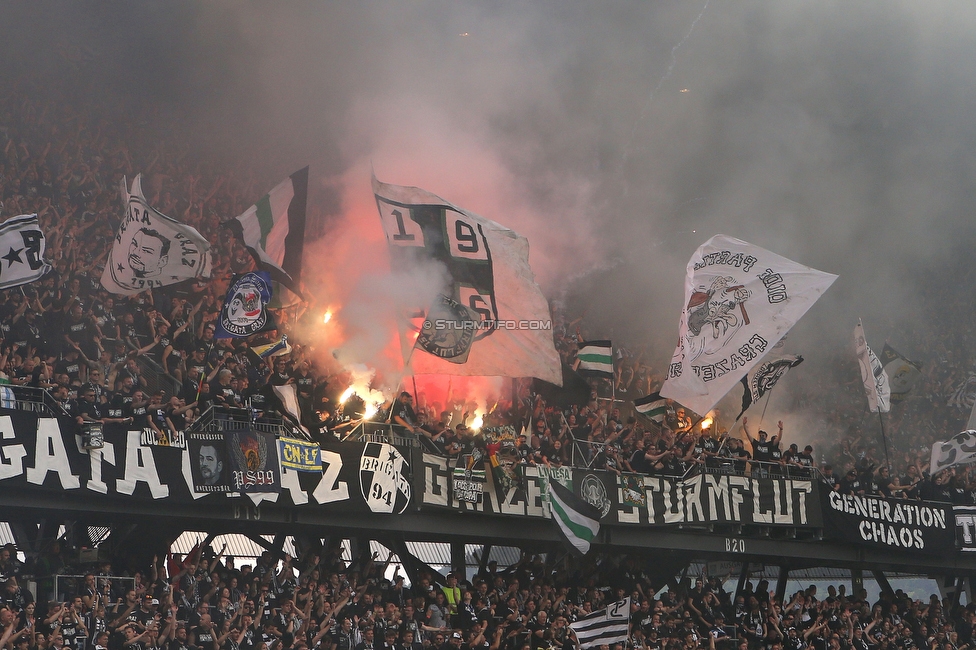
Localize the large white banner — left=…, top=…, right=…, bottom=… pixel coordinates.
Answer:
left=0, top=214, right=51, bottom=289
left=373, top=178, right=561, bottom=385
left=854, top=321, right=890, bottom=413
left=661, top=235, right=836, bottom=415
left=931, top=430, right=976, bottom=475
left=101, top=175, right=212, bottom=295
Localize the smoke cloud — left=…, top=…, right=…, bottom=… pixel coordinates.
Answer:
left=4, top=1, right=976, bottom=420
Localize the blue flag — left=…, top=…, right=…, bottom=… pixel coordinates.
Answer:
left=215, top=271, right=276, bottom=338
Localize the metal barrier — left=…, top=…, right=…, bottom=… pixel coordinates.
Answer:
left=343, top=420, right=418, bottom=448
left=53, top=573, right=135, bottom=603
left=0, top=384, right=69, bottom=417
left=189, top=405, right=298, bottom=438
left=134, top=354, right=182, bottom=397
left=567, top=431, right=830, bottom=484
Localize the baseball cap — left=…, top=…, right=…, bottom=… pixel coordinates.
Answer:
left=452, top=633, right=463, bottom=639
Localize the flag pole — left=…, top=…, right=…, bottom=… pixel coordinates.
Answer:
left=877, top=411, right=891, bottom=472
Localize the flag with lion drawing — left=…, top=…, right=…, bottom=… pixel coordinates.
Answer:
left=660, top=235, right=836, bottom=416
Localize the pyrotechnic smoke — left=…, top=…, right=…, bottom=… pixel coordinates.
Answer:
left=6, top=2, right=976, bottom=429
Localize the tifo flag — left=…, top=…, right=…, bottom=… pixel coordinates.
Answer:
left=854, top=320, right=890, bottom=413
left=225, top=167, right=308, bottom=297
left=0, top=214, right=51, bottom=289
left=548, top=478, right=601, bottom=556
left=570, top=597, right=631, bottom=648
left=880, top=344, right=922, bottom=402
left=373, top=177, right=561, bottom=385
left=931, top=430, right=976, bottom=475
left=736, top=354, right=804, bottom=420
left=949, top=373, right=976, bottom=410
left=101, top=175, right=212, bottom=295
left=634, top=392, right=670, bottom=424
left=661, top=235, right=836, bottom=416
left=261, top=383, right=310, bottom=438
left=415, top=294, right=480, bottom=364
left=215, top=272, right=276, bottom=339
left=577, top=340, right=614, bottom=378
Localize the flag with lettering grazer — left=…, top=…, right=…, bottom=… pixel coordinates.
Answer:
left=101, top=175, right=212, bottom=295
left=661, top=235, right=836, bottom=416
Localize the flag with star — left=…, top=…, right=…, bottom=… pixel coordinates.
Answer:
left=0, top=214, right=51, bottom=289
left=101, top=175, right=212, bottom=295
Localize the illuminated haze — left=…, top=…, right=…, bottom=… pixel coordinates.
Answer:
left=4, top=2, right=976, bottom=426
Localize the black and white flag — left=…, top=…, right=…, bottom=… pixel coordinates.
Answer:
left=0, top=214, right=50, bottom=289
left=101, top=175, right=212, bottom=295
left=570, top=597, right=630, bottom=648
left=736, top=354, right=803, bottom=420
left=224, top=167, right=308, bottom=298
left=854, top=320, right=890, bottom=413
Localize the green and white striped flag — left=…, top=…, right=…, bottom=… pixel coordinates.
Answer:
left=577, top=340, right=613, bottom=378
left=224, top=167, right=309, bottom=297
left=634, top=392, right=669, bottom=424
left=548, top=478, right=601, bottom=556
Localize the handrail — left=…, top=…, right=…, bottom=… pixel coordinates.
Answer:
left=0, top=384, right=69, bottom=417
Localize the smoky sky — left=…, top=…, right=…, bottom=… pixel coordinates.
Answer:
left=5, top=1, right=976, bottom=380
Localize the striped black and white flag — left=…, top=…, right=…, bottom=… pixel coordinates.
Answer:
left=570, top=597, right=631, bottom=648
left=634, top=392, right=669, bottom=424
left=577, top=340, right=613, bottom=378
left=549, top=478, right=601, bottom=556
left=225, top=167, right=309, bottom=297
left=0, top=214, right=51, bottom=289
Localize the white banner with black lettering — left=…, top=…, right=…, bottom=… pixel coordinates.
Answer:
left=661, top=235, right=836, bottom=416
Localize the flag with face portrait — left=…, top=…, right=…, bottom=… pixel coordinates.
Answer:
left=101, top=175, right=212, bottom=295
left=660, top=235, right=836, bottom=416
left=880, top=344, right=922, bottom=402
left=214, top=271, right=277, bottom=339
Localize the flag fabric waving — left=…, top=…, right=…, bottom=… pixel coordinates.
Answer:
left=736, top=354, right=804, bottom=420
left=854, top=321, right=890, bottom=413
left=225, top=167, right=309, bottom=297
left=101, top=175, right=212, bottom=295
left=214, top=272, right=276, bottom=339
left=251, top=335, right=292, bottom=359
left=577, top=340, right=614, bottom=378
left=415, top=294, right=480, bottom=364
left=660, top=235, right=836, bottom=416
left=634, top=392, right=670, bottom=424
left=373, top=177, right=561, bottom=385
left=0, top=214, right=51, bottom=289
left=548, top=478, right=601, bottom=556
left=570, top=597, right=631, bottom=648
left=931, top=430, right=976, bottom=475
left=880, top=344, right=922, bottom=402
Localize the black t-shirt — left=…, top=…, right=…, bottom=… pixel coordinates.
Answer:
left=751, top=439, right=771, bottom=462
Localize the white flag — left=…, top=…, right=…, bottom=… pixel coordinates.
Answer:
left=854, top=320, right=890, bottom=413
left=931, top=430, right=976, bottom=475
left=101, top=175, right=212, bottom=295
left=661, top=235, right=836, bottom=416
left=373, top=177, right=561, bottom=385
left=0, top=214, right=51, bottom=289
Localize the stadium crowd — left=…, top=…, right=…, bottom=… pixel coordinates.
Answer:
left=0, top=31, right=971, bottom=508
left=1, top=539, right=973, bottom=650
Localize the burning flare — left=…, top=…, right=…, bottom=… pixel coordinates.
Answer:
left=323, top=310, right=333, bottom=324
left=700, top=416, right=713, bottom=431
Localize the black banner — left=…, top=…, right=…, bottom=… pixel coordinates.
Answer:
left=615, top=472, right=820, bottom=527
left=953, top=505, right=976, bottom=553
left=822, top=485, right=954, bottom=555
left=0, top=410, right=411, bottom=514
